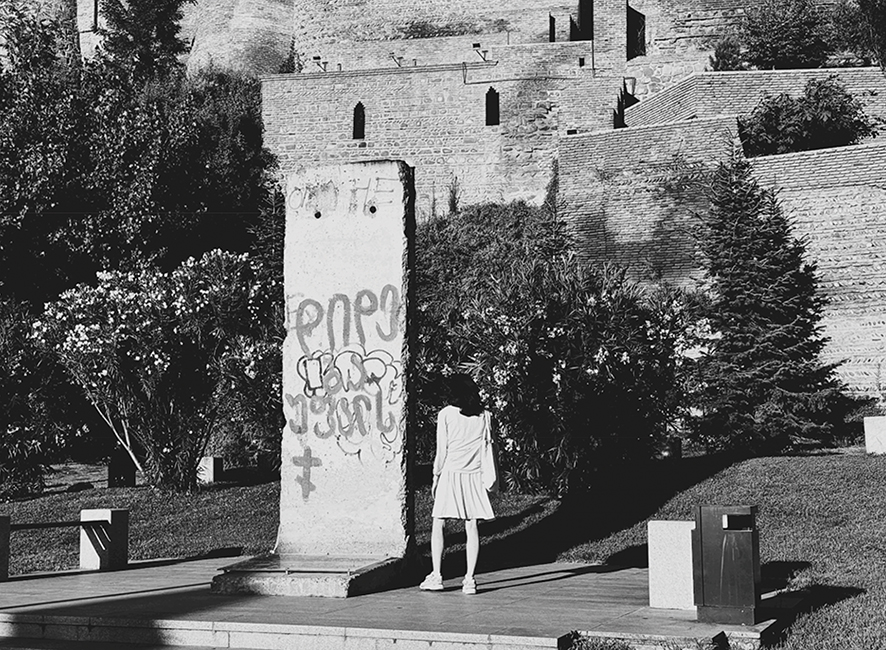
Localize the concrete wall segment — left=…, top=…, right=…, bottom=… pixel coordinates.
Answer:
left=278, top=160, right=414, bottom=558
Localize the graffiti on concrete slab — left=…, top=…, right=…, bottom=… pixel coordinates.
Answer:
left=284, top=285, right=404, bottom=463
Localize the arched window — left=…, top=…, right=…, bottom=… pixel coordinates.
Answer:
left=353, top=102, right=365, bottom=139
left=485, top=88, right=500, bottom=126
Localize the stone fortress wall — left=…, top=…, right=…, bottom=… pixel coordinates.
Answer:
left=173, top=0, right=778, bottom=75
left=560, top=70, right=886, bottom=395
left=37, top=0, right=886, bottom=395
left=262, top=48, right=623, bottom=213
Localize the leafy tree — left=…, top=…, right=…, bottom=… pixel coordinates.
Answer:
left=739, top=76, right=879, bottom=157
left=858, top=0, right=886, bottom=70
left=692, top=151, right=849, bottom=453
left=708, top=34, right=744, bottom=71
left=98, top=0, right=195, bottom=81
left=742, top=0, right=829, bottom=69
left=0, top=7, right=276, bottom=305
left=0, top=7, right=91, bottom=304
left=827, top=0, right=875, bottom=64
left=67, top=66, right=276, bottom=274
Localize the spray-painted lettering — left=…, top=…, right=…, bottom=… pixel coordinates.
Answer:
left=290, top=285, right=400, bottom=356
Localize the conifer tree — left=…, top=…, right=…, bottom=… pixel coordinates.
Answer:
left=98, top=0, right=194, bottom=81
left=693, top=151, right=847, bottom=452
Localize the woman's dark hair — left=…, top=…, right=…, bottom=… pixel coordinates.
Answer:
left=447, top=373, right=483, bottom=416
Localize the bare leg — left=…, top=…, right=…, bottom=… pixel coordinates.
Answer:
left=465, top=519, right=479, bottom=579
left=431, top=517, right=446, bottom=575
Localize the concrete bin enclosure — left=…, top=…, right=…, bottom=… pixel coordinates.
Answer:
left=647, top=520, right=696, bottom=610
left=649, top=506, right=761, bottom=625
left=864, top=416, right=886, bottom=454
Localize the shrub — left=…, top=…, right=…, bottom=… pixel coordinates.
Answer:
left=33, top=250, right=274, bottom=491
left=739, top=76, right=879, bottom=157
left=827, top=0, right=875, bottom=64
left=415, top=202, right=689, bottom=494
left=0, top=300, right=94, bottom=497
left=742, top=0, right=829, bottom=69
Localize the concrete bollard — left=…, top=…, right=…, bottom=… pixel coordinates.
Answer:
left=198, top=456, right=224, bottom=484
left=80, top=509, right=128, bottom=571
left=0, top=516, right=8, bottom=581
left=864, top=416, right=886, bottom=454
left=648, top=520, right=696, bottom=609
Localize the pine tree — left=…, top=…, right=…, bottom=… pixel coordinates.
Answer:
left=98, top=0, right=194, bottom=81
left=693, top=150, right=847, bottom=453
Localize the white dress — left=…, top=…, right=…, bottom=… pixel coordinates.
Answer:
left=431, top=405, right=496, bottom=520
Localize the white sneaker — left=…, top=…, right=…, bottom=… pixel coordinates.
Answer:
left=462, top=576, right=477, bottom=595
left=419, top=572, right=443, bottom=591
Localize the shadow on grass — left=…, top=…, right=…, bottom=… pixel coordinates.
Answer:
left=761, top=583, right=865, bottom=647
left=429, top=453, right=736, bottom=577
left=5, top=547, right=246, bottom=583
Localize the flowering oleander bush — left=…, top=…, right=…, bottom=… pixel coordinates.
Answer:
left=32, top=250, right=279, bottom=491
left=415, top=201, right=698, bottom=495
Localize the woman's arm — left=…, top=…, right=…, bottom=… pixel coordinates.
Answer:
left=433, top=409, right=448, bottom=477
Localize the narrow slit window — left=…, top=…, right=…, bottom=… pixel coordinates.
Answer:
left=353, top=102, right=365, bottom=139
left=627, top=6, right=647, bottom=59
left=485, top=88, right=500, bottom=126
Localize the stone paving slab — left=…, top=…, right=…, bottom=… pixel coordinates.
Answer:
left=0, top=557, right=790, bottom=649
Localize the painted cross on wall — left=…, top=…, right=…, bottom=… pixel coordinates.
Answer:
left=292, top=447, right=322, bottom=499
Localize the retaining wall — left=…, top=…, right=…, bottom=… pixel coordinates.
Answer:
left=559, top=116, right=737, bottom=283
left=626, top=68, right=886, bottom=126
left=561, top=117, right=886, bottom=393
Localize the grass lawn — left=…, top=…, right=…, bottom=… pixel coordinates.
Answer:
left=3, top=450, right=885, bottom=649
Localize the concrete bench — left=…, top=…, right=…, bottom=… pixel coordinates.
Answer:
left=0, top=508, right=129, bottom=580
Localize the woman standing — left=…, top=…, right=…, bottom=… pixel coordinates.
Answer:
left=420, top=374, right=496, bottom=595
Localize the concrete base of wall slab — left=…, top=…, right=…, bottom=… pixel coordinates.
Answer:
left=210, top=554, right=407, bottom=597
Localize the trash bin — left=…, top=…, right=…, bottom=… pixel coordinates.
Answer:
left=108, top=448, right=136, bottom=488
left=691, top=505, right=761, bottom=625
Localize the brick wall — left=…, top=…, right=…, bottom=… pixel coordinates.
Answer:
left=561, top=118, right=886, bottom=394
left=558, top=116, right=737, bottom=283
left=623, top=53, right=708, bottom=100
left=750, top=143, right=886, bottom=394
left=263, top=61, right=623, bottom=217
left=626, top=68, right=886, bottom=126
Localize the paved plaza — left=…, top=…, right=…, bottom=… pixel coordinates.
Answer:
left=0, top=557, right=792, bottom=650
